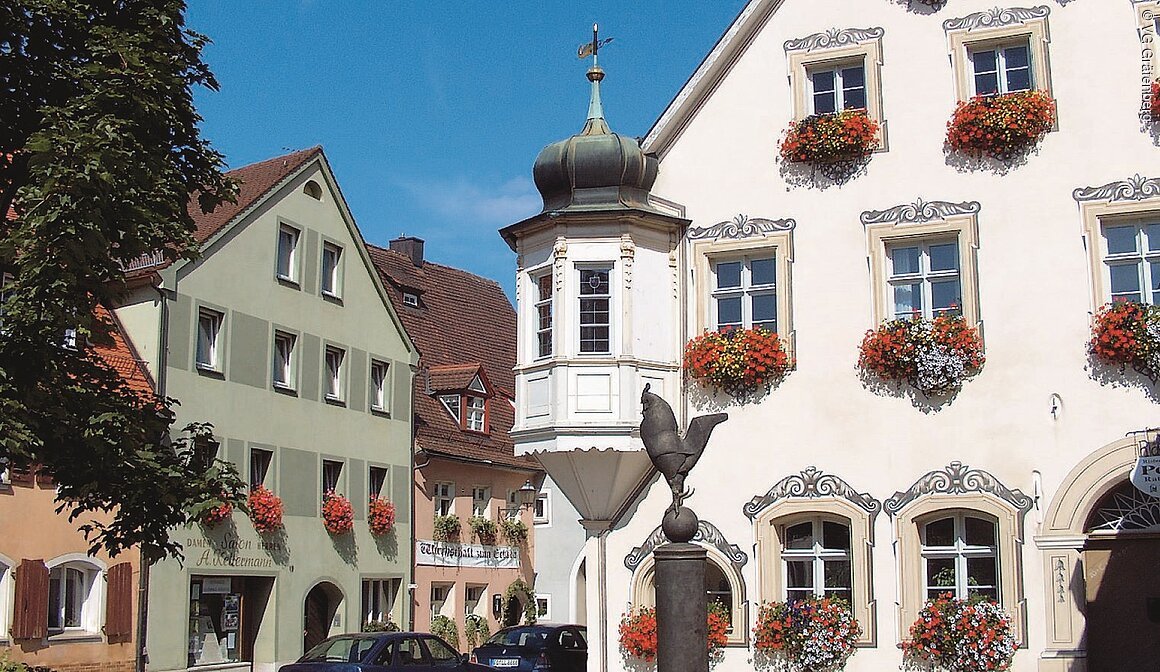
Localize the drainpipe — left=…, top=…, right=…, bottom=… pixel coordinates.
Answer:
left=137, top=280, right=170, bottom=672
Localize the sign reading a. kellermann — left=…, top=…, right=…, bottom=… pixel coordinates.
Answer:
left=415, top=540, right=520, bottom=569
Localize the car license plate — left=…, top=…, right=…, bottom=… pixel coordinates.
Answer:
left=491, top=659, right=519, bottom=668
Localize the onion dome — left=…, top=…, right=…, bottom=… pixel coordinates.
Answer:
left=532, top=62, right=660, bottom=213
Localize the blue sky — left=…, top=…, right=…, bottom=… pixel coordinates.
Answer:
left=186, top=2, right=749, bottom=293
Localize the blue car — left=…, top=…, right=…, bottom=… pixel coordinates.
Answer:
left=280, top=632, right=492, bottom=672
left=469, top=625, right=587, bottom=672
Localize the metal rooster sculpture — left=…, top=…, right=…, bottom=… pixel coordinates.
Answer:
left=640, top=384, right=729, bottom=514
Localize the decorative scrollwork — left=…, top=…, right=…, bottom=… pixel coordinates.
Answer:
left=624, top=520, right=747, bottom=572
left=743, top=467, right=882, bottom=521
left=884, top=461, right=1034, bottom=517
left=1072, top=174, right=1160, bottom=203
left=859, top=198, right=981, bottom=226
left=942, top=6, right=1050, bottom=32
left=687, top=214, right=796, bottom=240
left=784, top=27, right=885, bottom=53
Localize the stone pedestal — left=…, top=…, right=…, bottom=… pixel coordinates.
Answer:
left=654, top=542, right=707, bottom=672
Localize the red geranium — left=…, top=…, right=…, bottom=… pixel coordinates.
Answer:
left=248, top=485, right=284, bottom=533
left=779, top=108, right=880, bottom=167
left=200, top=500, right=232, bottom=527
left=618, top=604, right=728, bottom=663
left=368, top=496, right=396, bottom=535
left=683, top=327, right=792, bottom=398
left=753, top=596, right=860, bottom=671
left=903, top=594, right=1016, bottom=672
left=322, top=491, right=354, bottom=535
left=859, top=314, right=984, bottom=396
left=1090, top=300, right=1160, bottom=379
left=946, top=90, right=1055, bottom=160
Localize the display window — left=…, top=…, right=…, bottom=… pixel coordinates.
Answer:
left=188, top=575, right=273, bottom=667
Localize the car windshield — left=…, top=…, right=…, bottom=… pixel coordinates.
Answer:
left=486, top=627, right=551, bottom=649
left=301, top=636, right=378, bottom=662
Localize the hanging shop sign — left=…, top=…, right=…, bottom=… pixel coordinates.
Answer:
left=415, top=540, right=520, bottom=569
left=1130, top=454, right=1160, bottom=496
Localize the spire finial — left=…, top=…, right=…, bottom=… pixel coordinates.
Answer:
left=577, top=23, right=613, bottom=128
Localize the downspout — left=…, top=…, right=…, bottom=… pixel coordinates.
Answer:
left=598, top=529, right=608, bottom=672
left=137, top=280, right=170, bottom=672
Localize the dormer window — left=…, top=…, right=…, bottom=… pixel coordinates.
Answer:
left=465, top=396, right=486, bottom=432
left=434, top=372, right=491, bottom=434
left=438, top=395, right=461, bottom=423
left=403, top=292, right=420, bottom=308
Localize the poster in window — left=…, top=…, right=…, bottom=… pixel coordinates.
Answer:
left=222, top=595, right=240, bottom=631
left=202, top=577, right=231, bottom=594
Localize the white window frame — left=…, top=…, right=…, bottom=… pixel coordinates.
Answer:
left=431, top=583, right=453, bottom=618
left=535, top=595, right=552, bottom=620
left=465, top=585, right=486, bottom=616
left=533, top=270, right=553, bottom=358
left=272, top=331, right=296, bottom=390
left=321, top=241, right=343, bottom=298
left=370, top=360, right=390, bottom=412
left=946, top=10, right=1052, bottom=105
left=403, top=292, right=420, bottom=308
left=434, top=482, right=455, bottom=517
left=920, top=513, right=999, bottom=601
left=249, top=447, right=273, bottom=489
left=969, top=40, right=1034, bottom=98
left=438, top=395, right=461, bottom=423
left=321, top=459, right=344, bottom=497
left=471, top=486, right=491, bottom=519
left=577, top=264, right=613, bottom=355
left=885, top=238, right=962, bottom=320
left=325, top=346, right=346, bottom=402
left=276, top=223, right=300, bottom=283
left=369, top=465, right=390, bottom=499
left=362, top=578, right=399, bottom=626
left=1101, top=220, right=1160, bottom=305
left=195, top=308, right=223, bottom=371
left=533, top=491, right=551, bottom=526
left=45, top=559, right=102, bottom=635
left=465, top=395, right=486, bottom=432
left=780, top=516, right=853, bottom=603
left=806, top=61, right=867, bottom=115
left=710, top=253, right=778, bottom=332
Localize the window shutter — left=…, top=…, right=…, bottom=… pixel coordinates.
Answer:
left=12, top=559, right=48, bottom=640
left=104, top=562, right=134, bottom=642
left=9, top=467, right=34, bottom=487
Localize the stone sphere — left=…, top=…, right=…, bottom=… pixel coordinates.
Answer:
left=662, top=507, right=699, bottom=543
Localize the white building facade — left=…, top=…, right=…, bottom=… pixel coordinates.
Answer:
left=509, top=2, right=1160, bottom=671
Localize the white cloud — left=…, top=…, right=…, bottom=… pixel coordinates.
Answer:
left=397, top=175, right=541, bottom=225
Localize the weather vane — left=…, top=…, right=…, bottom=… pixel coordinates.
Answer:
left=577, top=23, right=614, bottom=64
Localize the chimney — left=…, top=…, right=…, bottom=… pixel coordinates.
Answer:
left=389, top=236, right=425, bottom=267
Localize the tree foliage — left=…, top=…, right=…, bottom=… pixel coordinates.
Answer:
left=0, top=0, right=245, bottom=559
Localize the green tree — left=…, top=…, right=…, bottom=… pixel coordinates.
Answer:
left=0, top=0, right=245, bottom=559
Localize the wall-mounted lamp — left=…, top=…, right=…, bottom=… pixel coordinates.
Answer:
left=499, top=480, right=538, bottom=517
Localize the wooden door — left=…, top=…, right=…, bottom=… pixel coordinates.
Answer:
left=1085, top=537, right=1160, bottom=671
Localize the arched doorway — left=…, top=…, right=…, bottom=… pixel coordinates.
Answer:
left=303, top=582, right=343, bottom=654
left=1083, top=481, right=1160, bottom=670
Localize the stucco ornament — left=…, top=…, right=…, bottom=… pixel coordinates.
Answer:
left=687, top=214, right=796, bottom=241
left=639, top=384, right=728, bottom=519
left=859, top=198, right=980, bottom=225
left=1072, top=174, right=1160, bottom=203
left=743, top=466, right=881, bottom=521
left=783, top=26, right=884, bottom=53
left=624, top=519, right=748, bottom=572
left=884, top=461, right=1033, bottom=516
left=941, top=5, right=1050, bottom=32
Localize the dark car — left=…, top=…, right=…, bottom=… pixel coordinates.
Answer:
left=280, top=631, right=491, bottom=672
left=469, top=625, right=587, bottom=672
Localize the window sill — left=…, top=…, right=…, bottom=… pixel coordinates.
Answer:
left=196, top=364, right=224, bottom=379
left=325, top=395, right=347, bottom=407
left=370, top=406, right=391, bottom=418
left=276, top=275, right=301, bottom=289
left=47, top=631, right=103, bottom=643
left=273, top=383, right=298, bottom=397
left=321, top=291, right=344, bottom=305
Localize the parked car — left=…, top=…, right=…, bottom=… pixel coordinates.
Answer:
left=280, top=631, right=491, bottom=671
left=469, top=625, right=587, bottom=672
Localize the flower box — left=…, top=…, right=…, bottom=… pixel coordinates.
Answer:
left=946, top=90, right=1055, bottom=160
left=683, top=327, right=792, bottom=398
left=779, top=109, right=880, bottom=169
left=200, top=500, right=232, bottom=528
left=858, top=314, right=984, bottom=397
left=368, top=495, right=396, bottom=535
left=902, top=594, right=1016, bottom=672
left=247, top=485, right=283, bottom=533
left=753, top=596, right=860, bottom=671
left=433, top=514, right=460, bottom=542
left=322, top=491, right=354, bottom=535
left=500, top=518, right=528, bottom=545
left=1090, top=300, right=1160, bottom=379
left=469, top=515, right=498, bottom=545
left=618, top=604, right=728, bottom=663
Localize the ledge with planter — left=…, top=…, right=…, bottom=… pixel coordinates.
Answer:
left=946, top=90, right=1055, bottom=161
left=683, top=327, right=792, bottom=400
left=858, top=314, right=985, bottom=398
left=1090, top=300, right=1160, bottom=381
left=248, top=485, right=283, bottom=533
left=322, top=491, right=354, bottom=535
left=779, top=109, right=880, bottom=181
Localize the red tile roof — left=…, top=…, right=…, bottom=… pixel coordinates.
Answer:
left=367, top=243, right=534, bottom=471
left=93, top=305, right=155, bottom=397
left=125, top=147, right=323, bottom=274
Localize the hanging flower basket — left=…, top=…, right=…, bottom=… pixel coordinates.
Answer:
left=200, top=500, right=233, bottom=528
left=618, top=604, right=728, bottom=663
left=469, top=515, right=498, bottom=544
left=322, top=491, right=354, bottom=535
left=902, top=594, right=1016, bottom=672
left=946, top=90, right=1055, bottom=160
left=1090, top=300, right=1160, bottom=380
left=433, top=514, right=461, bottom=541
left=368, top=495, right=396, bottom=535
left=247, top=485, right=283, bottom=533
left=683, top=327, right=792, bottom=398
left=500, top=518, right=528, bottom=545
left=779, top=109, right=880, bottom=180
left=753, top=597, right=860, bottom=672
left=858, top=314, right=984, bottom=397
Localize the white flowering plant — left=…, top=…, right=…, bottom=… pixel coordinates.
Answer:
left=902, top=594, right=1016, bottom=672
left=858, top=314, right=984, bottom=397
left=752, top=596, right=860, bottom=672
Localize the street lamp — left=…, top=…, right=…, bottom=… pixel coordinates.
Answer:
left=500, top=480, right=537, bottom=517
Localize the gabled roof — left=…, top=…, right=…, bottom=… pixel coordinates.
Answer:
left=642, top=0, right=779, bottom=158
left=367, top=243, right=535, bottom=472
left=94, top=304, right=155, bottom=397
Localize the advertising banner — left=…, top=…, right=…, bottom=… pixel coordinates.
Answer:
left=415, top=539, right=520, bottom=568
